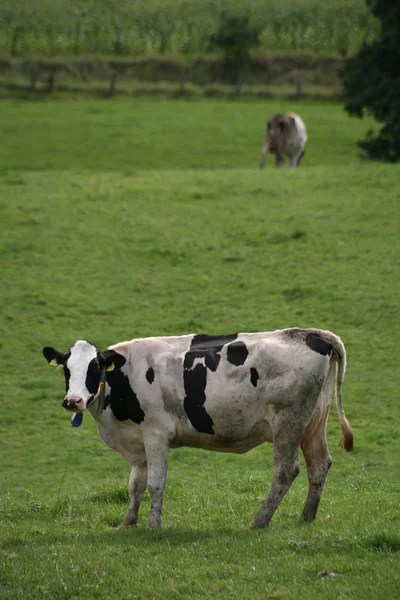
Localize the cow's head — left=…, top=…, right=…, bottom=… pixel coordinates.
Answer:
left=267, top=113, right=295, bottom=140
left=43, top=340, right=126, bottom=412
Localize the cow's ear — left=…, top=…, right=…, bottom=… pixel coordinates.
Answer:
left=99, top=350, right=126, bottom=372
left=43, top=346, right=68, bottom=366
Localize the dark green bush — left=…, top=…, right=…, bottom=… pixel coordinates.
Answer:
left=344, top=0, right=400, bottom=161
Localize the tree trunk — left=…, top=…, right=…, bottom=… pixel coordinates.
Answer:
left=29, top=69, right=39, bottom=91
left=47, top=69, right=57, bottom=93
left=109, top=70, right=118, bottom=95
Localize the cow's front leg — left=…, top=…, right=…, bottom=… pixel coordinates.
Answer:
left=275, top=153, right=285, bottom=167
left=121, top=461, right=148, bottom=527
left=288, top=148, right=305, bottom=167
left=144, top=436, right=170, bottom=529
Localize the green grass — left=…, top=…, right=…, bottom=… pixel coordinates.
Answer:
left=1, top=97, right=400, bottom=599
left=0, top=97, right=381, bottom=171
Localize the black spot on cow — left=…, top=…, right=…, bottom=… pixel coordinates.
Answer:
left=183, top=362, right=214, bottom=434
left=250, top=367, right=259, bottom=387
left=184, top=349, right=220, bottom=372
left=190, top=334, right=239, bottom=352
left=305, top=333, right=333, bottom=356
left=85, top=357, right=101, bottom=395
left=227, top=341, right=249, bottom=366
left=104, top=370, right=145, bottom=424
left=183, top=333, right=238, bottom=434
left=146, top=367, right=155, bottom=384
left=185, top=334, right=239, bottom=372
left=64, top=365, right=71, bottom=394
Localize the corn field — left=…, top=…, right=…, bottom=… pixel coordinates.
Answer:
left=0, top=0, right=378, bottom=58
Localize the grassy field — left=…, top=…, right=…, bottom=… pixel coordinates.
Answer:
left=0, top=97, right=400, bottom=599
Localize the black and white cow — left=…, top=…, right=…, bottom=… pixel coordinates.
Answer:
left=43, top=328, right=353, bottom=529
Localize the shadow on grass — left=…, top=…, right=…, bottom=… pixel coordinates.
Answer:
left=0, top=526, right=247, bottom=551
left=4, top=523, right=399, bottom=556
left=369, top=533, right=400, bottom=553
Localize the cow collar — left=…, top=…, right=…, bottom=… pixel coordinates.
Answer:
left=98, top=366, right=107, bottom=413
left=92, top=365, right=107, bottom=415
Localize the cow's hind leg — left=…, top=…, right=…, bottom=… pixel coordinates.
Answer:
left=301, top=428, right=332, bottom=522
left=252, top=426, right=302, bottom=528
left=301, top=365, right=335, bottom=522
left=121, top=461, right=148, bottom=527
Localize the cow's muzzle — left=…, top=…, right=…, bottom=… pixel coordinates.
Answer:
left=62, top=398, right=83, bottom=412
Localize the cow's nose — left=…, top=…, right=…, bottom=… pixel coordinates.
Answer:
left=62, top=398, right=74, bottom=409
left=62, top=397, right=83, bottom=410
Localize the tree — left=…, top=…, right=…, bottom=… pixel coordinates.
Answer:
left=207, top=11, right=262, bottom=96
left=343, top=0, right=400, bottom=161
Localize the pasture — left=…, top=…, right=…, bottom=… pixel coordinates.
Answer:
left=0, top=97, right=399, bottom=599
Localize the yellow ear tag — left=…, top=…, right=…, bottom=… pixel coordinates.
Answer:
left=106, top=362, right=115, bottom=372
left=49, top=359, right=58, bottom=367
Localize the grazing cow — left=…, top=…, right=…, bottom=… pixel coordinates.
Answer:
left=43, top=327, right=353, bottom=529
left=260, top=112, right=307, bottom=168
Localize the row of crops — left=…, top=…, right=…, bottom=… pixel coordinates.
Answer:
left=0, top=0, right=378, bottom=58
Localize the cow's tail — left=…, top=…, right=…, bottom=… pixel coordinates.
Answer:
left=321, top=330, right=354, bottom=452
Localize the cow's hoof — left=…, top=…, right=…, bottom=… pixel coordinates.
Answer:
left=147, top=516, right=161, bottom=529
left=300, top=512, right=316, bottom=523
left=119, top=519, right=138, bottom=528
left=251, top=517, right=268, bottom=529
